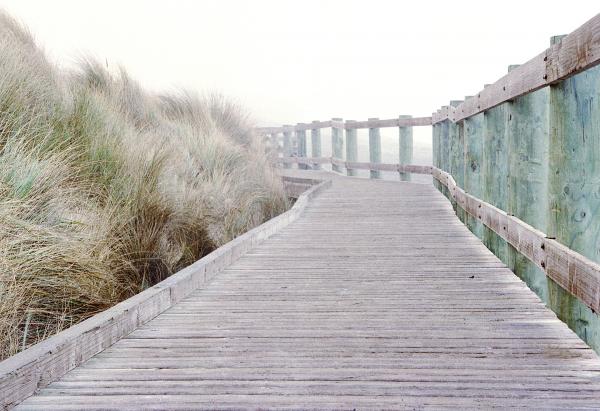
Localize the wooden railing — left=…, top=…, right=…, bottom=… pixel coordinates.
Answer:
left=259, top=116, right=431, bottom=180
left=258, top=12, right=600, bottom=351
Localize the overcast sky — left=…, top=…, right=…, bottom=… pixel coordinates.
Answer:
left=0, top=0, right=598, bottom=126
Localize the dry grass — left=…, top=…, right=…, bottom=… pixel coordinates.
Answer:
left=0, top=12, right=288, bottom=360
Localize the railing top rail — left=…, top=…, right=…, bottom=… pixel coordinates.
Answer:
left=256, top=116, right=432, bottom=134
left=432, top=13, right=600, bottom=124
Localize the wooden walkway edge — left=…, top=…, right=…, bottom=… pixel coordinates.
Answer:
left=11, top=170, right=600, bottom=410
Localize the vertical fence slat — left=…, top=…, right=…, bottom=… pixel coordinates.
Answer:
left=547, top=34, right=600, bottom=352
left=331, top=118, right=344, bottom=173
left=483, top=101, right=510, bottom=265
left=506, top=64, right=552, bottom=306
left=310, top=121, right=322, bottom=170
left=432, top=120, right=441, bottom=191
left=463, top=112, right=485, bottom=239
left=368, top=118, right=381, bottom=179
left=345, top=120, right=358, bottom=176
left=398, top=115, right=413, bottom=181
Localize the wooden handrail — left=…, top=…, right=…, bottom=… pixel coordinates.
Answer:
left=256, top=116, right=432, bottom=134
left=432, top=13, right=600, bottom=123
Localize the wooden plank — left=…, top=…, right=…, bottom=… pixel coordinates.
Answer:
left=344, top=116, right=432, bottom=129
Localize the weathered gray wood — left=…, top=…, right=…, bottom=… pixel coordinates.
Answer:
left=331, top=118, right=344, bottom=173
left=345, top=120, right=358, bottom=176
left=310, top=120, right=322, bottom=170
left=17, top=169, right=600, bottom=410
left=398, top=115, right=413, bottom=181
left=368, top=118, right=381, bottom=179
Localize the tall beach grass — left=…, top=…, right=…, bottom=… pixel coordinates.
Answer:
left=0, top=12, right=288, bottom=359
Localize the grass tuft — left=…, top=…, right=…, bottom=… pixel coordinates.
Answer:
left=0, top=11, right=288, bottom=359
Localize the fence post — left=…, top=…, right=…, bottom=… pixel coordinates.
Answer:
left=483, top=97, right=510, bottom=265
left=398, top=115, right=413, bottom=181
left=368, top=118, right=381, bottom=179
left=311, top=121, right=322, bottom=170
left=463, top=111, right=485, bottom=240
left=439, top=112, right=450, bottom=198
left=345, top=120, right=358, bottom=176
left=296, top=123, right=307, bottom=170
left=282, top=125, right=293, bottom=169
left=547, top=34, right=600, bottom=351
left=447, top=101, right=462, bottom=216
left=331, top=117, right=344, bottom=173
left=432, top=118, right=441, bottom=190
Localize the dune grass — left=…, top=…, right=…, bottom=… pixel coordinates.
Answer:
left=0, top=12, right=288, bottom=360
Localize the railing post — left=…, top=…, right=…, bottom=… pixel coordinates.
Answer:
left=505, top=62, right=551, bottom=308
left=331, top=117, right=344, bottom=173
left=311, top=120, right=322, bottom=170
left=463, top=111, right=485, bottom=240
left=547, top=34, right=600, bottom=351
left=398, top=115, right=413, bottom=181
left=483, top=97, right=510, bottom=265
left=282, top=125, right=293, bottom=169
left=368, top=118, right=381, bottom=179
left=345, top=120, right=358, bottom=176
left=432, top=118, right=440, bottom=190
left=296, top=123, right=308, bottom=170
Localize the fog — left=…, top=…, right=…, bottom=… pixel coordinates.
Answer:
left=1, top=0, right=597, bottom=172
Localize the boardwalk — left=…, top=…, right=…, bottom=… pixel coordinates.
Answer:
left=16, top=172, right=600, bottom=410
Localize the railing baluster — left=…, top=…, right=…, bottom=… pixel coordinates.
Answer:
left=296, top=123, right=307, bottom=170
left=398, top=115, right=413, bottom=181
left=331, top=117, right=344, bottom=173
left=311, top=120, right=322, bottom=170
left=368, top=118, right=381, bottom=179
left=345, top=120, right=357, bottom=176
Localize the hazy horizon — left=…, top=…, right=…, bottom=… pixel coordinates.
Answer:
left=0, top=0, right=597, bottom=175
